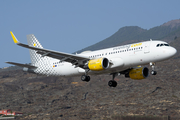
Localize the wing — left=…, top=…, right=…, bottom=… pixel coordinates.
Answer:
left=10, top=31, right=90, bottom=66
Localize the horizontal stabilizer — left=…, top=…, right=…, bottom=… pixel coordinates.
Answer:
left=6, top=62, right=37, bottom=69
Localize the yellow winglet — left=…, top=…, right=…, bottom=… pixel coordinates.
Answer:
left=10, top=31, right=19, bottom=44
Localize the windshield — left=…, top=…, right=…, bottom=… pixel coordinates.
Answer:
left=156, top=43, right=169, bottom=47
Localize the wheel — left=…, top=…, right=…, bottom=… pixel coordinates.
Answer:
left=81, top=75, right=87, bottom=81
left=108, top=80, right=117, bottom=87
left=86, top=76, right=90, bottom=82
left=113, top=81, right=117, bottom=87
left=151, top=71, right=157, bottom=75
left=81, top=75, right=90, bottom=82
left=108, top=80, right=113, bottom=87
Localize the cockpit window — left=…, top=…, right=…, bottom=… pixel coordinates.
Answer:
left=156, top=43, right=169, bottom=47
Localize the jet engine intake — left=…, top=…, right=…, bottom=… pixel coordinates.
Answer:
left=129, top=67, right=149, bottom=80
left=88, top=58, right=109, bottom=71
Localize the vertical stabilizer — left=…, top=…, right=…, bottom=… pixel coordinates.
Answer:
left=26, top=34, right=50, bottom=65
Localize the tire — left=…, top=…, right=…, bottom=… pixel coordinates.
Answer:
left=86, top=76, right=90, bottom=82
left=108, top=80, right=117, bottom=87
left=81, top=75, right=90, bottom=82
left=108, top=80, right=113, bottom=87
left=81, top=75, right=87, bottom=81
left=151, top=71, right=157, bottom=75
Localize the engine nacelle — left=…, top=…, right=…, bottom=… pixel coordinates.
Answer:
left=129, top=67, right=149, bottom=80
left=88, top=58, right=109, bottom=71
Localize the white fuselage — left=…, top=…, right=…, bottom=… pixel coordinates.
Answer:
left=33, top=40, right=177, bottom=76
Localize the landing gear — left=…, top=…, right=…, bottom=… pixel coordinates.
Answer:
left=150, top=62, right=157, bottom=75
left=108, top=73, right=119, bottom=87
left=81, top=75, right=90, bottom=82
left=81, top=69, right=90, bottom=82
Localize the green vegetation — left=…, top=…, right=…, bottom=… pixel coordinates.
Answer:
left=172, top=95, right=178, bottom=98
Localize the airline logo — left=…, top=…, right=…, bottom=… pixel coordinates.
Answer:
left=53, top=65, right=57, bottom=67
left=131, top=43, right=142, bottom=47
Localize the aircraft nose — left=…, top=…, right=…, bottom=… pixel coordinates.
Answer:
left=169, top=47, right=177, bottom=57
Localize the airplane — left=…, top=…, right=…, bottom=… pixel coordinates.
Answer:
left=6, top=31, right=177, bottom=87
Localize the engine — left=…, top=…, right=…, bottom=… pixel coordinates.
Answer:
left=88, top=58, right=109, bottom=71
left=128, top=67, right=149, bottom=80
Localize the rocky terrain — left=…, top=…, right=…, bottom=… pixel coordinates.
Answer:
left=0, top=43, right=180, bottom=120
left=1, top=28, right=180, bottom=119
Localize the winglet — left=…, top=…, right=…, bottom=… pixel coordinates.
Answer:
left=10, top=31, right=19, bottom=44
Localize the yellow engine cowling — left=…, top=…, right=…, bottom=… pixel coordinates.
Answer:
left=129, top=67, right=149, bottom=80
left=88, top=58, right=109, bottom=71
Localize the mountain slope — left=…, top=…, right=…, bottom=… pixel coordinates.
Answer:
left=77, top=19, right=180, bottom=53
left=161, top=27, right=180, bottom=41
left=78, top=26, right=146, bottom=52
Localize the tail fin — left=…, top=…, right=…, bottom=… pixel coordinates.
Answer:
left=26, top=34, right=50, bottom=65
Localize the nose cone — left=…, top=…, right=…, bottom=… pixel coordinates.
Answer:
left=165, top=47, right=177, bottom=59
left=155, top=46, right=177, bottom=62
left=169, top=47, right=177, bottom=57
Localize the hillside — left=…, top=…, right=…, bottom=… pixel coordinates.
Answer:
left=161, top=27, right=180, bottom=41
left=78, top=26, right=147, bottom=51
left=0, top=37, right=179, bottom=119
left=77, top=19, right=180, bottom=53
left=1, top=19, right=180, bottom=120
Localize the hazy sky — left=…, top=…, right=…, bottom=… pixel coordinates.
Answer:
left=1, top=0, right=180, bottom=68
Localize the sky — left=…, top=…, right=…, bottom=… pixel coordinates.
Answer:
left=1, top=0, right=180, bottom=68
